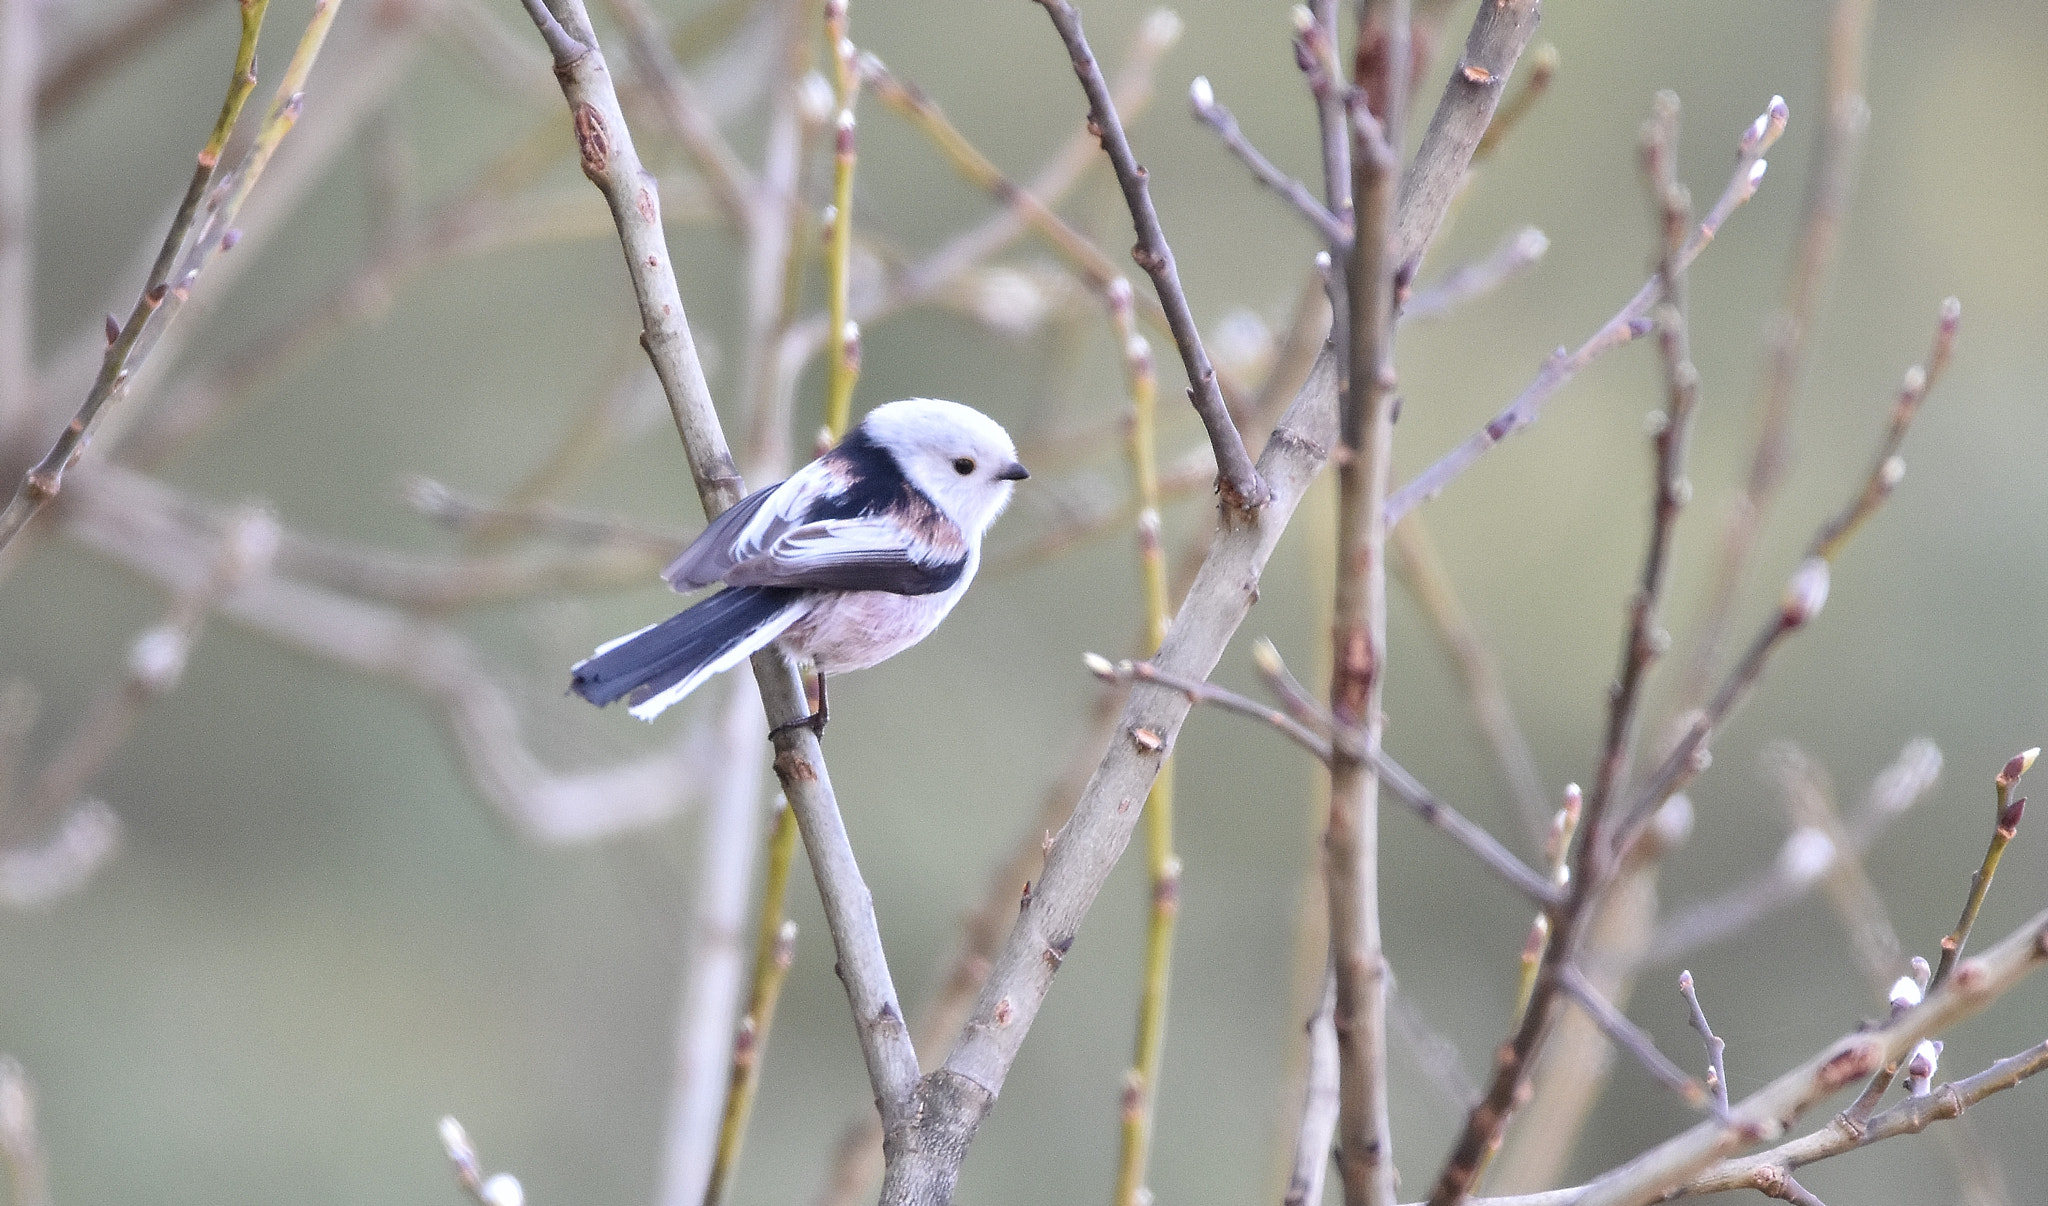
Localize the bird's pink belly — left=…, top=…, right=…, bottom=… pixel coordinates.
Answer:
left=780, top=589, right=962, bottom=673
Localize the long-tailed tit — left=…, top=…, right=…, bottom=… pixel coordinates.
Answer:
left=570, top=398, right=1028, bottom=725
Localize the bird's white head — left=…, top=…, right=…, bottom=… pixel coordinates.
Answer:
left=859, top=398, right=1028, bottom=539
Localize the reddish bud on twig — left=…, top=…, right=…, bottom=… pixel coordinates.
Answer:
left=1998, top=797, right=2025, bottom=839
left=104, top=313, right=120, bottom=345
left=221, top=228, right=242, bottom=251
left=1996, top=747, right=2036, bottom=789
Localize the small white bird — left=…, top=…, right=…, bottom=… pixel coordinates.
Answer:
left=571, top=398, right=1028, bottom=724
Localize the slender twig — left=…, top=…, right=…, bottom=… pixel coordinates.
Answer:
left=521, top=0, right=925, bottom=1140
left=854, top=47, right=1178, bottom=347
left=1808, top=298, right=1960, bottom=560
left=1088, top=655, right=1560, bottom=909
left=1284, top=970, right=1341, bottom=1206
left=1934, top=749, right=2033, bottom=989
left=1029, top=0, right=1266, bottom=514
left=1613, top=294, right=1961, bottom=850
left=1576, top=89, right=1697, bottom=959
left=1511, top=786, right=1580, bottom=1020
left=1678, top=971, right=1730, bottom=1116
left=1678, top=0, right=1872, bottom=713
left=787, top=16, right=1181, bottom=374
left=1425, top=96, right=1781, bottom=1206
left=822, top=0, right=861, bottom=437
left=0, top=0, right=273, bottom=553
left=1105, top=276, right=1181, bottom=1206
left=0, top=0, right=32, bottom=453
left=0, top=1057, right=50, bottom=1206
left=1402, top=227, right=1548, bottom=322
left=1188, top=76, right=1350, bottom=248
left=1556, top=964, right=1707, bottom=1108
left=705, top=807, right=800, bottom=1206
left=1391, top=96, right=1786, bottom=524
left=34, top=0, right=214, bottom=122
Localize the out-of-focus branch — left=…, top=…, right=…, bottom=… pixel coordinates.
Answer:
left=438, top=1115, right=524, bottom=1206
left=0, top=505, right=273, bottom=880
left=0, top=0, right=32, bottom=454
left=1678, top=0, right=1872, bottom=712
left=58, top=467, right=719, bottom=843
left=700, top=803, right=796, bottom=1206
left=783, top=13, right=1180, bottom=374
left=1391, top=97, right=1785, bottom=523
left=1401, top=226, right=1547, bottom=322
left=35, top=0, right=217, bottom=123
left=0, top=0, right=277, bottom=553
left=659, top=675, right=771, bottom=1206
left=1030, top=0, right=1265, bottom=515
left=1652, top=740, right=1939, bottom=965
left=1391, top=512, right=1549, bottom=845
left=0, top=1057, right=49, bottom=1206
left=1188, top=76, right=1349, bottom=248
left=520, top=0, right=922, bottom=1143
left=599, top=0, right=758, bottom=233
left=1284, top=971, right=1340, bottom=1206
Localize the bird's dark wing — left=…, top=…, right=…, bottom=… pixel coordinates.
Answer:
left=662, top=470, right=815, bottom=591
left=720, top=516, right=968, bottom=596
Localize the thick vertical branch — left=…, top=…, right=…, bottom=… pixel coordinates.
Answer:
left=518, top=0, right=921, bottom=1143
left=1325, top=1, right=1407, bottom=1201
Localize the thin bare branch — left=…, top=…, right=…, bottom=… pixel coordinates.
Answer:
left=1556, top=963, right=1707, bottom=1109
left=1029, top=0, right=1265, bottom=514
left=1392, top=96, right=1785, bottom=524
left=520, top=0, right=922, bottom=1143
left=1678, top=0, right=1872, bottom=712
left=1285, top=971, right=1341, bottom=1206
left=0, top=1057, right=49, bottom=1206
left=1677, top=971, right=1730, bottom=1116
left=599, top=0, right=758, bottom=233
left=1188, top=76, right=1350, bottom=248
left=0, top=0, right=277, bottom=552
left=1402, top=226, right=1547, bottom=322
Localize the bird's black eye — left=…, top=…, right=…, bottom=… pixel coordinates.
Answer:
left=952, top=457, right=976, bottom=476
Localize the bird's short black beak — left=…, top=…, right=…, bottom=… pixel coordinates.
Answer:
left=996, top=461, right=1031, bottom=481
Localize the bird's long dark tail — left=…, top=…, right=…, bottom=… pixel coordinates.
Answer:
left=570, top=586, right=803, bottom=720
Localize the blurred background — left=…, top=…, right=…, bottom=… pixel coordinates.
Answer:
left=2, top=0, right=2047, bottom=1203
